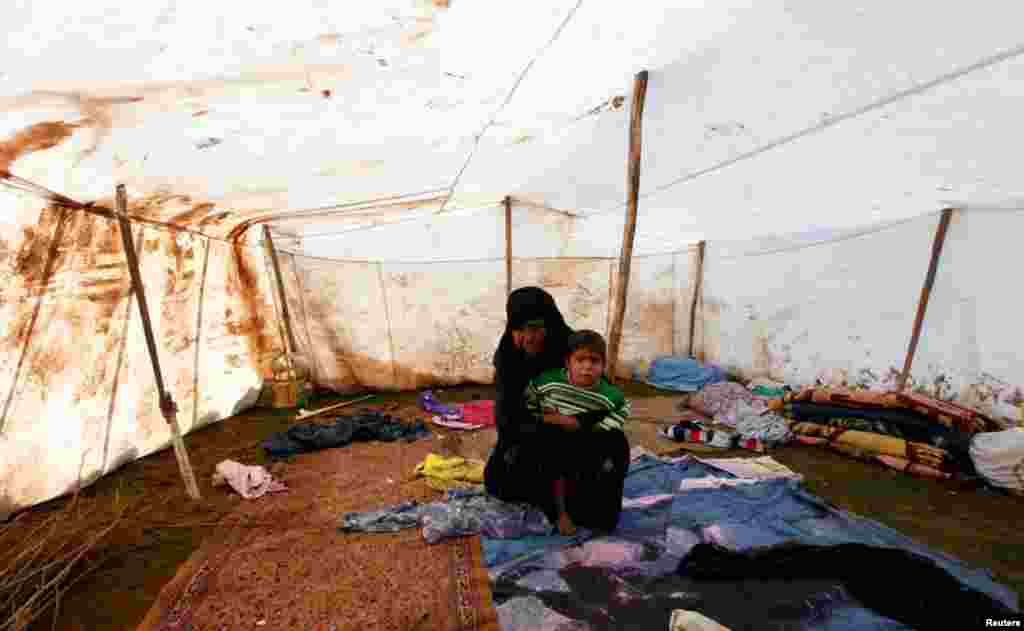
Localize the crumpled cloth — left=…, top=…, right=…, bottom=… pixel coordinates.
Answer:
left=413, top=453, right=485, bottom=491
left=338, top=487, right=553, bottom=544
left=688, top=383, right=758, bottom=420
left=338, top=500, right=423, bottom=533
left=732, top=402, right=792, bottom=445
left=262, top=412, right=430, bottom=457
left=686, top=385, right=791, bottom=445
left=418, top=390, right=463, bottom=421
left=645, top=356, right=727, bottom=393
left=212, top=459, right=287, bottom=499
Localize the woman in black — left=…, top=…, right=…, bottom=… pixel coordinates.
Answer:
left=484, top=286, right=629, bottom=532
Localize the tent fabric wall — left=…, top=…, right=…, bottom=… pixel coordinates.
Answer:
left=3, top=1, right=1024, bottom=515
left=382, top=259, right=506, bottom=390
left=697, top=214, right=939, bottom=388
left=0, top=207, right=279, bottom=517
left=913, top=209, right=1024, bottom=419
left=297, top=257, right=394, bottom=392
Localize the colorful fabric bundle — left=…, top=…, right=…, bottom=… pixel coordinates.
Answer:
left=660, top=422, right=735, bottom=449
left=791, top=422, right=949, bottom=469
left=794, top=435, right=950, bottom=479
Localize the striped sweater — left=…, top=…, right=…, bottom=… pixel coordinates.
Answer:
left=525, top=368, right=630, bottom=432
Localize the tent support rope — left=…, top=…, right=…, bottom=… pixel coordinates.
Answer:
left=290, top=253, right=324, bottom=386
left=191, top=237, right=212, bottom=434
left=0, top=206, right=69, bottom=433
left=100, top=225, right=146, bottom=476
left=377, top=263, right=399, bottom=390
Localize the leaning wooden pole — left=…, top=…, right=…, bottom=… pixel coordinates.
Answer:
left=116, top=185, right=201, bottom=500
left=606, top=70, right=649, bottom=384
left=897, top=208, right=955, bottom=391
left=687, top=240, right=706, bottom=358
left=262, top=225, right=298, bottom=355
left=504, top=196, right=513, bottom=297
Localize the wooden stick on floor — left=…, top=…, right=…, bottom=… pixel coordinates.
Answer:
left=295, top=394, right=377, bottom=421
left=606, top=70, right=649, bottom=384
left=897, top=208, right=955, bottom=391
left=116, top=184, right=201, bottom=500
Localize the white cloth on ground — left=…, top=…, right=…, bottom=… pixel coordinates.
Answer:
left=969, top=428, right=1024, bottom=494
left=670, top=609, right=732, bottom=630
left=212, top=459, right=287, bottom=499
left=693, top=455, right=800, bottom=480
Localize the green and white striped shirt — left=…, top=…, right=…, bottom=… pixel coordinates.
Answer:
left=525, top=368, right=630, bottom=432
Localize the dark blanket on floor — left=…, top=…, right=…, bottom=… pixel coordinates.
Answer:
left=485, top=455, right=1019, bottom=631
left=262, top=411, right=430, bottom=457
left=679, top=542, right=1018, bottom=630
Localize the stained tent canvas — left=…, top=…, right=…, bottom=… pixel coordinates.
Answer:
left=0, top=0, right=1022, bottom=515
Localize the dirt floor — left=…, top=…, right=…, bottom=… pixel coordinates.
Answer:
left=10, top=382, right=1024, bottom=630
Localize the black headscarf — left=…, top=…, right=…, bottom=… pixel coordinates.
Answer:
left=492, top=287, right=574, bottom=442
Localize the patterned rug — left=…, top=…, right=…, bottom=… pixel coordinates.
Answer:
left=138, top=436, right=498, bottom=631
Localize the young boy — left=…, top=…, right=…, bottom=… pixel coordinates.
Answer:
left=525, top=329, right=631, bottom=535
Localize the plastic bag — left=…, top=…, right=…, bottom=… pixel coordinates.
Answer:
left=969, top=428, right=1024, bottom=493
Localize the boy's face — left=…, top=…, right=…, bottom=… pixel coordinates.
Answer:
left=567, top=347, right=604, bottom=389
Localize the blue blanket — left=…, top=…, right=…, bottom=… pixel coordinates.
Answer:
left=645, top=356, right=726, bottom=393
left=484, top=455, right=1018, bottom=630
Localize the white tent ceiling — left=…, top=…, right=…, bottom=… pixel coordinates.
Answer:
left=3, top=0, right=1024, bottom=251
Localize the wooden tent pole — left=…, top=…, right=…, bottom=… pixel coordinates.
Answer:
left=606, top=70, right=649, bottom=384
left=116, top=185, right=201, bottom=500
left=262, top=225, right=298, bottom=355
left=504, top=196, right=513, bottom=297
left=897, top=208, right=955, bottom=391
left=687, top=240, right=706, bottom=358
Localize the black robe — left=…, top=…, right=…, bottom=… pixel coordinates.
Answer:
left=484, top=287, right=630, bottom=532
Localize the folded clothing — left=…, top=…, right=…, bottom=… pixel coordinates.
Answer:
left=791, top=421, right=950, bottom=470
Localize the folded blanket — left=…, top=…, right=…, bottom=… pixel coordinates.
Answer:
left=646, top=357, right=726, bottom=393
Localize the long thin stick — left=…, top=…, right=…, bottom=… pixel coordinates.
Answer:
left=262, top=226, right=298, bottom=354
left=504, top=195, right=512, bottom=297
left=897, top=208, right=955, bottom=390
left=687, top=241, right=706, bottom=358
left=606, top=70, right=649, bottom=383
left=295, top=394, right=376, bottom=421
left=115, top=185, right=201, bottom=500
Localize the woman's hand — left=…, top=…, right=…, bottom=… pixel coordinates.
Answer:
left=543, top=407, right=579, bottom=431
